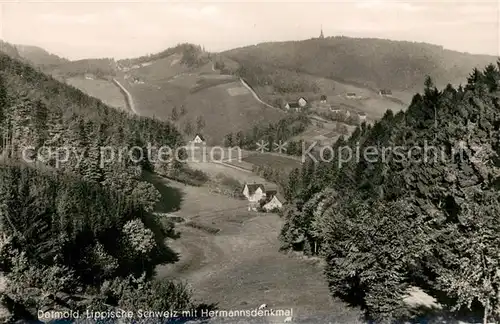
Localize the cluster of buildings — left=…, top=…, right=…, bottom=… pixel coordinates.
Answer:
left=329, top=107, right=367, bottom=122
left=283, top=94, right=369, bottom=123
left=242, top=182, right=284, bottom=212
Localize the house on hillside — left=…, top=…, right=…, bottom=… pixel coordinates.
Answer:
left=379, top=89, right=393, bottom=97
left=346, top=92, right=358, bottom=99
left=84, top=73, right=95, bottom=80
left=320, top=95, right=327, bottom=103
left=358, top=112, right=367, bottom=122
left=242, top=183, right=267, bottom=211
left=298, top=97, right=308, bottom=107
left=243, top=183, right=266, bottom=202
left=262, top=191, right=285, bottom=212
left=285, top=97, right=308, bottom=111
left=329, top=107, right=341, bottom=113
left=190, top=134, right=206, bottom=145
left=285, top=102, right=301, bottom=112
left=132, top=77, right=144, bottom=84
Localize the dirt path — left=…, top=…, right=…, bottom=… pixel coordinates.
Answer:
left=112, top=78, right=138, bottom=115
left=239, top=78, right=278, bottom=110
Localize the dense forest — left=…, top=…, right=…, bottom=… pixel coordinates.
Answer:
left=0, top=53, right=213, bottom=320
left=227, top=59, right=321, bottom=94
left=222, top=114, right=310, bottom=151
left=280, top=61, right=500, bottom=322
left=118, top=43, right=209, bottom=68
left=14, top=45, right=69, bottom=69
left=223, top=37, right=496, bottom=92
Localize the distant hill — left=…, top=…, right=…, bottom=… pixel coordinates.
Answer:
left=0, top=41, right=22, bottom=61
left=49, top=58, right=118, bottom=79
left=0, top=40, right=115, bottom=80
left=118, top=43, right=210, bottom=69
left=223, top=36, right=497, bottom=92
left=14, top=44, right=69, bottom=67
left=117, top=57, right=285, bottom=144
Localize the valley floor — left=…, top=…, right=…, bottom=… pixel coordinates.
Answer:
left=152, top=176, right=363, bottom=323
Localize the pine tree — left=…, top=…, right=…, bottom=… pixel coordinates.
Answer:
left=180, top=105, right=187, bottom=116
left=33, top=100, right=49, bottom=148
left=0, top=74, right=8, bottom=155
left=196, top=115, right=205, bottom=133
left=183, top=119, right=193, bottom=135
left=483, top=63, right=498, bottom=92
left=171, top=106, right=179, bottom=121
left=235, top=131, right=244, bottom=147
left=0, top=74, right=6, bottom=130
left=223, top=133, right=233, bottom=147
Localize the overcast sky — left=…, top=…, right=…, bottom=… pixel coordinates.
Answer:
left=0, top=0, right=498, bottom=60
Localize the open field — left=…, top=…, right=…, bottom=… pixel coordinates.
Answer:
left=242, top=154, right=302, bottom=170
left=65, top=76, right=127, bottom=111
left=123, top=54, right=188, bottom=81
left=186, top=146, right=302, bottom=173
left=182, top=81, right=284, bottom=144
left=153, top=177, right=364, bottom=323
left=114, top=56, right=285, bottom=145
left=187, top=161, right=275, bottom=188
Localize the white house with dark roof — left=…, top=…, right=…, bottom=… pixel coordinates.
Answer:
left=285, top=102, right=301, bottom=112
left=243, top=183, right=265, bottom=202
left=263, top=191, right=285, bottom=212
left=242, top=183, right=267, bottom=211
left=190, top=134, right=205, bottom=145
left=298, top=97, right=308, bottom=107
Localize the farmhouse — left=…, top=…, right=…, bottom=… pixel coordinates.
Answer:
left=346, top=92, right=358, bottom=99
left=132, top=77, right=144, bottom=84
left=379, top=89, right=393, bottom=97
left=84, top=73, right=95, bottom=80
left=262, top=191, right=285, bottom=212
left=190, top=134, right=206, bottom=145
left=320, top=95, right=327, bottom=103
left=358, top=112, right=367, bottom=122
left=242, top=183, right=266, bottom=202
left=298, top=97, right=308, bottom=107
left=242, top=183, right=266, bottom=211
left=285, top=102, right=301, bottom=112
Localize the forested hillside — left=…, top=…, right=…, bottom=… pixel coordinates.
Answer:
left=0, top=41, right=22, bottom=62
left=15, top=45, right=69, bottom=68
left=0, top=53, right=211, bottom=320
left=49, top=58, right=118, bottom=79
left=280, top=61, right=500, bottom=322
left=118, top=43, right=209, bottom=68
left=223, top=37, right=496, bottom=92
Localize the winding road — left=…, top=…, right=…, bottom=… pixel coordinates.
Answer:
left=112, top=78, right=138, bottom=115
left=239, top=78, right=279, bottom=110
left=211, top=63, right=279, bottom=110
